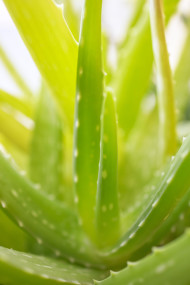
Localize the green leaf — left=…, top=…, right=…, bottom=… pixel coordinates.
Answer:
left=0, top=246, right=109, bottom=285
left=0, top=107, right=31, bottom=152
left=0, top=151, right=105, bottom=268
left=98, top=230, right=190, bottom=285
left=149, top=0, right=177, bottom=159
left=99, top=135, right=190, bottom=268
left=115, top=0, right=180, bottom=138
left=29, top=85, right=63, bottom=199
left=95, top=91, right=120, bottom=248
left=174, top=17, right=190, bottom=116
left=73, top=0, right=103, bottom=238
left=3, top=0, right=78, bottom=126
left=0, top=89, right=33, bottom=118
left=0, top=209, right=27, bottom=252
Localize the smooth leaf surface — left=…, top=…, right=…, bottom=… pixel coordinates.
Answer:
left=0, top=246, right=108, bottom=285
left=98, top=230, right=190, bottom=285
left=0, top=151, right=105, bottom=268
left=29, top=86, right=63, bottom=199
left=73, top=0, right=103, bottom=238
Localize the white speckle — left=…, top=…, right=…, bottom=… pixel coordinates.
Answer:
left=42, top=219, right=48, bottom=225
left=34, top=184, right=41, bottom=190
left=180, top=213, right=184, bottom=220
left=18, top=220, right=24, bottom=228
left=171, top=226, right=176, bottom=233
left=171, top=156, right=175, bottom=161
left=74, top=175, right=78, bottom=183
left=41, top=274, right=49, bottom=279
left=161, top=172, right=165, bottom=176
left=20, top=170, right=26, bottom=176
left=151, top=185, right=156, bottom=190
left=74, top=196, right=79, bottom=204
left=68, top=257, right=75, bottom=263
left=74, top=149, right=78, bottom=157
left=79, top=67, right=83, bottom=75
left=102, top=170, right=107, bottom=179
left=102, top=205, right=107, bottom=212
left=42, top=265, right=52, bottom=269
left=138, top=219, right=145, bottom=227
left=181, top=150, right=189, bottom=159
left=78, top=218, right=83, bottom=226
left=155, top=264, right=166, bottom=274
left=36, top=237, right=43, bottom=244
left=183, top=136, right=187, bottom=142
left=22, top=254, right=32, bottom=258
left=11, top=189, right=18, bottom=198
left=31, top=211, right=38, bottom=218
left=49, top=224, right=55, bottom=230
left=77, top=93, right=81, bottom=102
left=24, top=268, right=34, bottom=274
left=120, top=241, right=127, bottom=247
left=55, top=250, right=61, bottom=257
left=57, top=278, right=67, bottom=282
left=152, top=199, right=159, bottom=208
left=109, top=203, right=113, bottom=210
left=129, top=232, right=135, bottom=239
left=1, top=201, right=6, bottom=208
left=167, top=175, right=174, bottom=184
left=75, top=120, right=80, bottom=128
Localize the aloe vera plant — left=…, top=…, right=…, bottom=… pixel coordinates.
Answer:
left=0, top=0, right=190, bottom=284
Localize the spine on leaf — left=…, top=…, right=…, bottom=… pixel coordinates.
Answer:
left=149, top=0, right=177, bottom=159
left=95, top=90, right=120, bottom=248
left=73, top=0, right=103, bottom=238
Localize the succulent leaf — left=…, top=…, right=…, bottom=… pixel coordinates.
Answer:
left=73, top=0, right=103, bottom=238
left=100, top=135, right=190, bottom=268
left=0, top=107, right=31, bottom=152
left=95, top=91, right=120, bottom=248
left=29, top=86, right=63, bottom=199
left=0, top=89, right=33, bottom=118
left=0, top=152, right=105, bottom=268
left=150, top=0, right=177, bottom=158
left=98, top=230, right=190, bottom=285
left=0, top=246, right=109, bottom=285
left=115, top=0, right=180, bottom=138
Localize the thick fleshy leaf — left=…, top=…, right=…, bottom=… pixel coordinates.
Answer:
left=0, top=151, right=105, bottom=269
left=73, top=0, right=103, bottom=238
left=150, top=0, right=177, bottom=158
left=0, top=89, right=33, bottom=118
left=99, top=135, right=190, bottom=268
left=95, top=91, right=120, bottom=248
left=115, top=0, right=180, bottom=137
left=0, top=209, right=27, bottom=252
left=0, top=107, right=31, bottom=152
left=97, top=230, right=190, bottom=285
left=29, top=86, right=63, bottom=199
left=0, top=246, right=109, bottom=285
left=3, top=0, right=78, bottom=126
left=174, top=17, right=190, bottom=116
